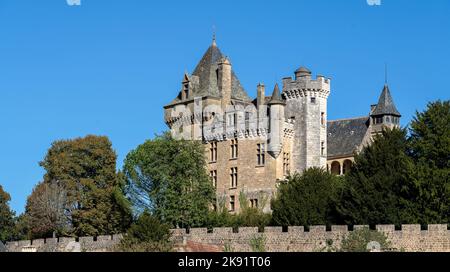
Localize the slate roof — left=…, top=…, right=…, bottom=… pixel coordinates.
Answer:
left=268, top=84, right=285, bottom=105
left=327, top=116, right=370, bottom=159
left=372, top=85, right=401, bottom=116
left=166, top=42, right=251, bottom=106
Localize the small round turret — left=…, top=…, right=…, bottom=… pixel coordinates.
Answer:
left=295, top=66, right=311, bottom=79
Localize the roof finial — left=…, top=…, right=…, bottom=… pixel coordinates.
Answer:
left=385, top=62, right=388, bottom=85
left=212, top=25, right=216, bottom=46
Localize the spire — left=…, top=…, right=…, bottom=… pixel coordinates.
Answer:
left=372, top=85, right=401, bottom=116
left=268, top=83, right=285, bottom=105
left=212, top=25, right=217, bottom=47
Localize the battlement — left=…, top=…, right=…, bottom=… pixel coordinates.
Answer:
left=4, top=224, right=450, bottom=252
left=282, top=74, right=331, bottom=94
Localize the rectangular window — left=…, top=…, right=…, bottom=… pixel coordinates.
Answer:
left=283, top=152, right=290, bottom=176
left=230, top=167, right=238, bottom=188
left=250, top=199, right=258, bottom=209
left=230, top=196, right=235, bottom=212
left=210, top=170, right=217, bottom=188
left=230, top=139, right=238, bottom=159
left=311, top=97, right=316, bottom=104
left=321, top=141, right=325, bottom=156
left=257, top=143, right=265, bottom=166
left=210, top=142, right=217, bottom=162
left=321, top=112, right=325, bottom=126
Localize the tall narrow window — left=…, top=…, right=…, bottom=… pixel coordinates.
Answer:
left=210, top=142, right=217, bottom=162
left=229, top=195, right=235, bottom=212
left=321, top=141, right=325, bottom=156
left=257, top=143, right=265, bottom=166
left=210, top=170, right=217, bottom=188
left=321, top=112, right=325, bottom=126
left=230, top=167, right=238, bottom=188
left=283, top=152, right=290, bottom=176
left=230, top=139, right=238, bottom=159
left=250, top=199, right=258, bottom=208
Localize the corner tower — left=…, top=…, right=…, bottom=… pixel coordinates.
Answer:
left=282, top=67, right=330, bottom=173
left=370, top=84, right=401, bottom=133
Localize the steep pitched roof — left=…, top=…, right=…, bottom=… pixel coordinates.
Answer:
left=372, top=85, right=401, bottom=116
left=190, top=43, right=251, bottom=102
left=268, top=84, right=285, bottom=105
left=327, top=117, right=370, bottom=158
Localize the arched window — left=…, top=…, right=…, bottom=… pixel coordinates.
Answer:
left=331, top=161, right=341, bottom=175
left=343, top=160, right=352, bottom=175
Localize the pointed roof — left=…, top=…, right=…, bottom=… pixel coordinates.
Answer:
left=268, top=83, right=285, bottom=105
left=190, top=42, right=251, bottom=102
left=372, top=84, right=401, bottom=116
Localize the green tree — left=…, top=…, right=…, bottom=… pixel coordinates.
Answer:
left=123, top=133, right=215, bottom=228
left=118, top=211, right=173, bottom=252
left=0, top=185, right=15, bottom=242
left=340, top=228, right=392, bottom=252
left=271, top=168, right=343, bottom=226
left=337, top=128, right=418, bottom=225
left=410, top=100, right=450, bottom=224
left=38, top=135, right=132, bottom=237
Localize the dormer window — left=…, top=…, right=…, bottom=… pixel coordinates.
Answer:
left=183, top=83, right=189, bottom=99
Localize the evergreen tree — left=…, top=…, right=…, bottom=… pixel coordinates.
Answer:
left=271, top=168, right=343, bottom=226
left=410, top=100, right=450, bottom=223
left=123, top=132, right=215, bottom=228
left=337, top=128, right=417, bottom=225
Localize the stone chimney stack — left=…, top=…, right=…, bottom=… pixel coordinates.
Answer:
left=218, top=57, right=232, bottom=110
left=257, top=83, right=265, bottom=108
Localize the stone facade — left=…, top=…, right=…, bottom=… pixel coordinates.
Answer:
left=5, top=225, right=449, bottom=252
left=164, top=39, right=401, bottom=212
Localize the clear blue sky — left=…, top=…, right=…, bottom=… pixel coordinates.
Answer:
left=0, top=0, right=449, bottom=213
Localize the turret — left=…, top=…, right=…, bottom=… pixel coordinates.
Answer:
left=268, top=84, right=285, bottom=158
left=370, top=84, right=401, bottom=133
left=282, top=66, right=330, bottom=173
left=218, top=57, right=232, bottom=110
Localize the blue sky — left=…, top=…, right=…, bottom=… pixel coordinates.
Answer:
left=0, top=0, right=449, bottom=213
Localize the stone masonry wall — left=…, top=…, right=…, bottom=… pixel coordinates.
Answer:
left=5, top=225, right=450, bottom=252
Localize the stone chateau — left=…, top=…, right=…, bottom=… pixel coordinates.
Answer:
left=164, top=39, right=401, bottom=213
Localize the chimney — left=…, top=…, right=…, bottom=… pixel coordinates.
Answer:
left=218, top=57, right=232, bottom=110
left=257, top=83, right=265, bottom=108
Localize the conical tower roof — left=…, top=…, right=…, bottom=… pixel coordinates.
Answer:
left=190, top=41, right=251, bottom=102
left=372, top=84, right=401, bottom=116
left=268, top=83, right=285, bottom=105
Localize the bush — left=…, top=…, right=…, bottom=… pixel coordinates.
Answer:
left=340, top=228, right=391, bottom=252
left=117, top=211, right=173, bottom=252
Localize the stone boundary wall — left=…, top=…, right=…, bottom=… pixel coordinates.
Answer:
left=173, top=224, right=450, bottom=252
left=5, top=225, right=450, bottom=252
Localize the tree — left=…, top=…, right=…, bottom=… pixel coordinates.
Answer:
left=25, top=181, right=72, bottom=238
left=337, top=128, right=418, bottom=225
left=39, top=135, right=132, bottom=237
left=0, top=185, right=15, bottom=242
left=409, top=100, right=450, bottom=224
left=123, top=133, right=215, bottom=228
left=117, top=211, right=172, bottom=252
left=340, top=228, right=392, bottom=252
left=271, top=168, right=343, bottom=226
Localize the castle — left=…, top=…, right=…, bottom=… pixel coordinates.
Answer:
left=164, top=39, right=401, bottom=213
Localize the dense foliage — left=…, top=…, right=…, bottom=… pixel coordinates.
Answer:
left=0, top=185, right=16, bottom=242
left=340, top=228, right=392, bottom=252
left=271, top=168, right=343, bottom=226
left=123, top=133, right=215, bottom=228
left=26, top=135, right=132, bottom=238
left=117, top=211, right=172, bottom=252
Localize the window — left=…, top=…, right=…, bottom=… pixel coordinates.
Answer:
left=321, top=141, right=325, bottom=156
left=374, top=117, right=383, bottom=124
left=210, top=142, right=217, bottom=162
left=257, top=143, right=265, bottom=166
left=250, top=199, right=258, bottom=208
left=283, top=152, right=290, bottom=176
left=311, top=97, right=316, bottom=104
left=321, top=112, right=325, bottom=126
left=230, top=139, right=238, bottom=159
left=210, top=170, right=217, bottom=188
left=230, top=167, right=238, bottom=188
left=184, top=83, right=189, bottom=99
left=229, top=196, right=235, bottom=212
